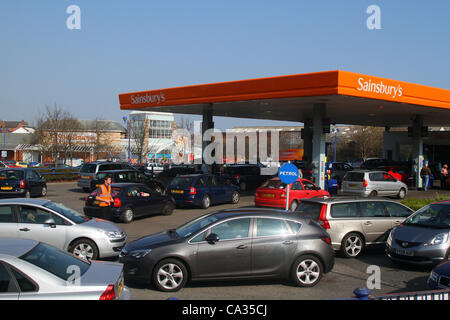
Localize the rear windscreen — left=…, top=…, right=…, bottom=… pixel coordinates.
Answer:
left=344, top=172, right=365, bottom=182
left=0, top=170, right=24, bottom=180
left=170, top=177, right=194, bottom=189
left=295, top=202, right=323, bottom=220
left=260, top=179, right=286, bottom=189
left=80, top=163, right=97, bottom=173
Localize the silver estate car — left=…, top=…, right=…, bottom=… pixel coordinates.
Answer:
left=341, top=170, right=408, bottom=199
left=386, top=201, right=450, bottom=266
left=295, top=197, right=415, bottom=258
left=0, top=238, right=130, bottom=300
left=0, top=198, right=127, bottom=261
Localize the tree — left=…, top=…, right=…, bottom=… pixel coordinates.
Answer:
left=347, top=126, right=384, bottom=160
left=131, top=118, right=150, bottom=164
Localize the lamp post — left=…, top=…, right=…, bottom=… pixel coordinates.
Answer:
left=122, top=116, right=136, bottom=163
left=332, top=128, right=340, bottom=163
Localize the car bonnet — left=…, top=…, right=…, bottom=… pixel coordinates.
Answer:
left=393, top=224, right=449, bottom=243
left=81, top=217, right=125, bottom=234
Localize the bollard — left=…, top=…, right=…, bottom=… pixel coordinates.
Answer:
left=353, top=287, right=371, bottom=300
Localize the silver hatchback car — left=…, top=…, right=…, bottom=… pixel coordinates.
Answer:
left=0, top=198, right=127, bottom=261
left=341, top=170, right=408, bottom=199
left=0, top=238, right=130, bottom=300
left=386, top=201, right=450, bottom=266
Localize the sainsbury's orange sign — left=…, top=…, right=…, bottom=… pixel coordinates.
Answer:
left=357, top=77, right=403, bottom=99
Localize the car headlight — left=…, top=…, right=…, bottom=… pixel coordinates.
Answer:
left=429, top=271, right=439, bottom=282
left=424, top=233, right=449, bottom=246
left=387, top=230, right=393, bottom=246
left=104, top=230, right=124, bottom=239
left=129, top=249, right=152, bottom=259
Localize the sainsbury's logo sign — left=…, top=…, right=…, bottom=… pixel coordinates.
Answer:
left=357, top=77, right=403, bottom=99
left=131, top=93, right=166, bottom=105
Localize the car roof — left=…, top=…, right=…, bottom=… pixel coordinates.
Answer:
left=0, top=198, right=51, bottom=206
left=0, top=238, right=38, bottom=257
left=97, top=169, right=136, bottom=174
left=110, top=182, right=147, bottom=188
left=298, top=196, right=403, bottom=204
left=207, top=207, right=306, bottom=221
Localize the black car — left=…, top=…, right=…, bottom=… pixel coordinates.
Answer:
left=222, top=164, right=274, bottom=191
left=89, top=169, right=166, bottom=194
left=119, top=208, right=335, bottom=292
left=156, top=165, right=202, bottom=187
left=168, top=174, right=240, bottom=209
left=0, top=168, right=47, bottom=198
left=83, top=183, right=175, bottom=223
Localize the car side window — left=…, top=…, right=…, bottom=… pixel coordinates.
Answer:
left=196, top=178, right=206, bottom=187
left=384, top=202, right=413, bottom=218
left=209, top=218, right=251, bottom=240
left=0, top=263, right=16, bottom=293
left=382, top=173, right=396, bottom=182
left=359, top=202, right=388, bottom=218
left=286, top=220, right=302, bottom=233
left=291, top=181, right=303, bottom=191
left=10, top=268, right=37, bottom=292
left=369, top=173, right=384, bottom=182
left=0, top=206, right=15, bottom=223
left=127, top=187, right=141, bottom=197
left=330, top=203, right=359, bottom=218
left=256, top=218, right=290, bottom=237
left=18, top=206, right=66, bottom=225
left=206, top=176, right=216, bottom=186
left=302, top=181, right=317, bottom=191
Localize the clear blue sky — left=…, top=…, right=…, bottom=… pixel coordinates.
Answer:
left=1, top=0, right=449, bottom=129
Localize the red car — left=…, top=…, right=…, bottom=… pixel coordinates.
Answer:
left=378, top=166, right=410, bottom=184
left=255, top=178, right=330, bottom=211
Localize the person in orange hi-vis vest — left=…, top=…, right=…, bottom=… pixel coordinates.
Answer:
left=95, top=175, right=113, bottom=219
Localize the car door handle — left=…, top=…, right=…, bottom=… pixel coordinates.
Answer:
left=283, top=240, right=294, bottom=245
left=363, top=221, right=373, bottom=226
left=236, top=245, right=248, bottom=250
left=19, top=228, right=30, bottom=232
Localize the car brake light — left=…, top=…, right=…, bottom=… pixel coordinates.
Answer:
left=363, top=179, right=368, bottom=187
left=190, top=187, right=197, bottom=195
left=77, top=174, right=81, bottom=179
left=318, top=204, right=330, bottom=229
left=99, top=284, right=116, bottom=300
left=321, top=236, right=331, bottom=245
left=113, top=198, right=122, bottom=207
left=20, top=180, right=26, bottom=189
left=281, top=192, right=286, bottom=198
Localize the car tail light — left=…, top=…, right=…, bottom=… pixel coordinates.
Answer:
left=113, top=198, right=122, bottom=207
left=318, top=204, right=330, bottom=229
left=77, top=174, right=81, bottom=179
left=234, top=174, right=240, bottom=181
left=190, top=187, right=197, bottom=195
left=20, top=180, right=26, bottom=189
left=363, top=179, right=368, bottom=188
left=281, top=192, right=286, bottom=198
left=99, top=284, right=115, bottom=300
left=321, top=236, right=331, bottom=245
left=85, top=197, right=89, bottom=206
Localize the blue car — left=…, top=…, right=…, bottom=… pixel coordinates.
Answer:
left=168, top=174, right=240, bottom=209
left=428, top=260, right=450, bottom=289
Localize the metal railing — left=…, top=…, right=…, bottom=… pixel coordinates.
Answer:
left=353, top=287, right=450, bottom=300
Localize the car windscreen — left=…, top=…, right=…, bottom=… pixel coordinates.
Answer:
left=260, top=179, right=286, bottom=189
left=176, top=214, right=220, bottom=238
left=0, top=170, right=24, bottom=180
left=344, top=172, right=365, bottom=182
left=80, top=163, right=97, bottom=173
left=404, top=204, right=450, bottom=229
left=295, top=201, right=323, bottom=220
left=20, top=242, right=90, bottom=281
left=43, top=202, right=88, bottom=224
left=169, top=177, right=194, bottom=189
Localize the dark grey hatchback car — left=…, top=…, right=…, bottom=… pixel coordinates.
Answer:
left=119, top=208, right=335, bottom=292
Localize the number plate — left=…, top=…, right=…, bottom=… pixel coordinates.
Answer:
left=395, top=248, right=414, bottom=256
left=172, top=190, right=184, bottom=194
left=82, top=176, right=90, bottom=179
left=93, top=200, right=99, bottom=205
left=348, top=183, right=358, bottom=188
left=0, top=186, right=13, bottom=190
left=263, top=193, right=275, bottom=198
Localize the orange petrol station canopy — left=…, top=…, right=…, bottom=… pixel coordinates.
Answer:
left=119, top=70, right=450, bottom=126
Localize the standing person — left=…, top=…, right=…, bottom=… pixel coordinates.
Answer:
left=95, top=175, right=113, bottom=219
left=441, top=164, right=448, bottom=190
left=420, top=162, right=432, bottom=191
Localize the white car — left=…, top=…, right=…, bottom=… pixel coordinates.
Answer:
left=0, top=238, right=130, bottom=300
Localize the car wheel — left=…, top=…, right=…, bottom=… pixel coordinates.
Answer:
left=153, top=259, right=188, bottom=292
left=70, top=239, right=99, bottom=261
left=291, top=255, right=323, bottom=287
left=24, top=190, right=31, bottom=198
left=239, top=181, right=247, bottom=192
left=122, top=208, right=134, bottom=223
left=289, top=200, right=298, bottom=211
left=341, top=233, right=364, bottom=258
left=162, top=202, right=175, bottom=216
left=231, top=191, right=240, bottom=204
left=201, top=195, right=211, bottom=209
left=369, top=190, right=377, bottom=197
left=397, top=188, right=406, bottom=199
left=41, top=186, right=47, bottom=197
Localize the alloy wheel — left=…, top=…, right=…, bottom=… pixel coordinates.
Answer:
left=73, top=243, right=95, bottom=261
left=157, top=263, right=184, bottom=291
left=344, top=235, right=363, bottom=257
left=296, top=259, right=321, bottom=286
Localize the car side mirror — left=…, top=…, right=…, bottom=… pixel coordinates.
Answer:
left=44, top=218, right=56, bottom=228
left=205, top=233, right=219, bottom=244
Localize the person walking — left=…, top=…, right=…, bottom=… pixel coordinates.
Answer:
left=95, top=175, right=113, bottom=219
left=420, top=162, right=432, bottom=191
left=441, top=164, right=448, bottom=190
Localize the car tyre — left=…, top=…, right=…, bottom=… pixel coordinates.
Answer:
left=41, top=185, right=47, bottom=197
left=69, top=238, right=99, bottom=261
left=289, top=200, right=298, bottom=211
left=201, top=195, right=211, bottom=209
left=291, top=255, right=323, bottom=287
left=231, top=191, right=240, bottom=204
left=122, top=208, right=134, bottom=223
left=153, top=259, right=188, bottom=292
left=24, top=190, right=31, bottom=198
left=162, top=202, right=175, bottom=216
left=341, top=233, right=365, bottom=258
left=239, top=181, right=247, bottom=192
left=368, top=190, right=377, bottom=198
left=397, top=188, right=406, bottom=199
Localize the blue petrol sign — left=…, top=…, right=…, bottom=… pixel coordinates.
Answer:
left=278, top=163, right=299, bottom=185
